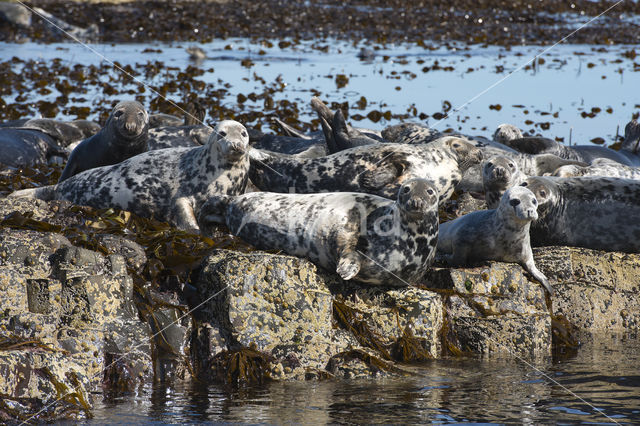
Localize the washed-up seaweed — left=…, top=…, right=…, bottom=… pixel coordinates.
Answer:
left=210, top=344, right=273, bottom=386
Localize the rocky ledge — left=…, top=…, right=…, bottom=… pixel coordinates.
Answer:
left=0, top=197, right=638, bottom=421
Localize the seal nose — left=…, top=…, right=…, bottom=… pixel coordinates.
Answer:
left=125, top=121, right=137, bottom=133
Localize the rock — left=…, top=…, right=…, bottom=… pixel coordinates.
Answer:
left=0, top=227, right=152, bottom=420
left=425, top=261, right=551, bottom=358
left=534, top=246, right=640, bottom=332
left=189, top=249, right=355, bottom=381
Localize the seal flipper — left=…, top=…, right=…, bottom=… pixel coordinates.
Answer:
left=173, top=197, right=200, bottom=232
left=534, top=154, right=587, bottom=176
left=336, top=251, right=361, bottom=280
left=197, top=195, right=232, bottom=227
left=359, top=153, right=404, bottom=190
left=273, top=118, right=310, bottom=140
left=522, top=259, right=554, bottom=296
left=502, top=137, right=557, bottom=155
left=319, top=115, right=338, bottom=154
left=332, top=110, right=378, bottom=152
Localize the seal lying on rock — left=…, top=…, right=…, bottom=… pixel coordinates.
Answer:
left=0, top=128, right=69, bottom=169
left=249, top=137, right=482, bottom=204
left=200, top=178, right=439, bottom=285
left=9, top=120, right=250, bottom=232
left=58, top=101, right=149, bottom=182
left=482, top=156, right=528, bottom=209
left=521, top=176, right=640, bottom=252
left=495, top=120, right=640, bottom=166
left=437, top=186, right=553, bottom=295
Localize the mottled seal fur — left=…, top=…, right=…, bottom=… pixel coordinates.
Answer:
left=482, top=155, right=527, bottom=209
left=59, top=101, right=149, bottom=182
left=10, top=120, right=250, bottom=232
left=496, top=120, right=640, bottom=166
left=553, top=158, right=640, bottom=179
left=202, top=178, right=439, bottom=285
left=249, top=137, right=482, bottom=205
left=520, top=176, right=640, bottom=252
left=147, top=125, right=213, bottom=150
left=437, top=186, right=552, bottom=294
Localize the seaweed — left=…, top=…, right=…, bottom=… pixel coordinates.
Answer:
left=210, top=344, right=273, bottom=386
left=0, top=333, right=68, bottom=354
left=391, top=325, right=434, bottom=363
left=551, top=314, right=580, bottom=359
left=327, top=349, right=411, bottom=377
left=332, top=299, right=392, bottom=360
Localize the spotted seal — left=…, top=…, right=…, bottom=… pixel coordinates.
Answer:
left=482, top=155, right=528, bottom=209
left=249, top=137, right=482, bottom=205
left=520, top=176, right=640, bottom=252
left=10, top=120, right=250, bottom=232
left=58, top=101, right=149, bottom=182
left=201, top=178, right=439, bottom=285
left=495, top=120, right=640, bottom=166
left=437, top=186, right=553, bottom=294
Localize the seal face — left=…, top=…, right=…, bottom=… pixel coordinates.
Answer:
left=12, top=120, right=250, bottom=232
left=213, top=178, right=439, bottom=285
left=482, top=155, right=527, bottom=209
left=520, top=176, right=640, bottom=253
left=437, top=186, right=553, bottom=294
left=249, top=137, right=482, bottom=205
left=58, top=101, right=150, bottom=182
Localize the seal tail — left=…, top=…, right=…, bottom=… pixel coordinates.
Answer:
left=197, top=195, right=232, bottom=227
left=8, top=185, right=56, bottom=201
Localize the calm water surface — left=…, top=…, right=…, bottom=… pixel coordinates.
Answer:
left=59, top=334, right=639, bottom=424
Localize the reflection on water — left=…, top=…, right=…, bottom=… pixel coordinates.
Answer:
left=72, top=334, right=639, bottom=424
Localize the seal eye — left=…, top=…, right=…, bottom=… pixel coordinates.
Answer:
left=520, top=182, right=528, bottom=187
left=219, top=131, right=227, bottom=137
left=532, top=198, right=538, bottom=205
left=539, top=190, right=547, bottom=198
left=402, top=186, right=411, bottom=194
left=508, top=163, right=515, bottom=169
left=486, top=162, right=493, bottom=168
left=452, top=143, right=460, bottom=148
left=114, top=110, right=123, bottom=118
left=241, top=131, right=247, bottom=138
left=427, top=189, right=434, bottom=195
left=509, top=199, right=521, bottom=207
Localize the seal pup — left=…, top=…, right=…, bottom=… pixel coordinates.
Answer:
left=249, top=137, right=483, bottom=205
left=520, top=176, right=640, bottom=252
left=553, top=158, right=640, bottom=179
left=200, top=178, right=439, bottom=285
left=495, top=120, right=640, bottom=166
left=437, top=186, right=553, bottom=295
left=482, top=156, right=528, bottom=209
left=58, top=101, right=149, bottom=182
left=10, top=120, right=250, bottom=232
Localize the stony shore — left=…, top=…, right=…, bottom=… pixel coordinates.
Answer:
left=1, top=196, right=638, bottom=421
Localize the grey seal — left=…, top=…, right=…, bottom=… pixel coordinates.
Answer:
left=495, top=120, right=640, bottom=166
left=521, top=175, right=640, bottom=253
left=10, top=120, right=250, bottom=232
left=482, top=155, right=528, bottom=209
left=58, top=101, right=149, bottom=182
left=249, top=137, right=483, bottom=205
left=553, top=158, right=640, bottom=180
left=201, top=178, right=439, bottom=285
left=0, top=128, right=68, bottom=169
left=437, top=186, right=553, bottom=295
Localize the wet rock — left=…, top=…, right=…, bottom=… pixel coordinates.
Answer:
left=425, top=261, right=551, bottom=359
left=189, top=249, right=355, bottom=381
left=534, top=246, right=640, bottom=332
left=0, top=227, right=152, bottom=420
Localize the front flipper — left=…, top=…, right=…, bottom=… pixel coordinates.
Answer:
left=173, top=197, right=200, bottom=232
left=273, top=118, right=310, bottom=140
left=359, top=154, right=404, bottom=190
left=336, top=251, right=361, bottom=280
left=522, top=259, right=554, bottom=296
left=332, top=110, right=378, bottom=151
left=319, top=115, right=338, bottom=154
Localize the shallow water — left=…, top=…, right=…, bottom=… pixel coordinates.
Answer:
left=55, top=334, right=639, bottom=424
left=1, top=39, right=639, bottom=144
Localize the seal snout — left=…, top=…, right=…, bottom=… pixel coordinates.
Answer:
left=398, top=178, right=438, bottom=214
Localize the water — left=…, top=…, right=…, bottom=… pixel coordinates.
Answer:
left=4, top=37, right=640, bottom=423
left=1, top=39, right=639, bottom=144
left=64, top=334, right=639, bottom=424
